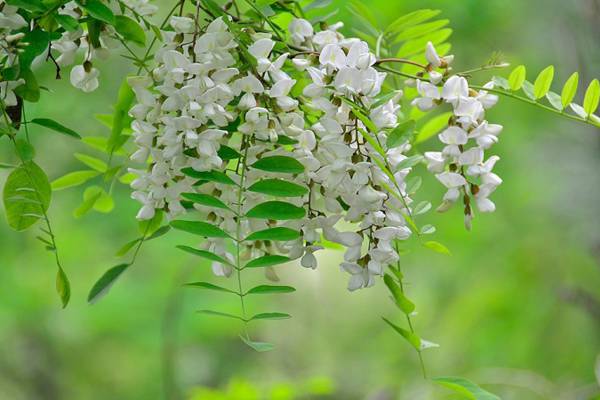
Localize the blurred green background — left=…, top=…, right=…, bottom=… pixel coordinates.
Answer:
left=1, top=0, right=599, bottom=399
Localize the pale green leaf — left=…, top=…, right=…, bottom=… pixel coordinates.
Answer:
left=433, top=377, right=500, bottom=400
left=583, top=79, right=600, bottom=116
left=533, top=65, right=554, bottom=99
left=561, top=72, right=579, bottom=109
left=51, top=170, right=100, bottom=190
left=508, top=65, right=526, bottom=91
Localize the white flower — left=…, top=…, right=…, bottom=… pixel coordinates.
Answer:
left=70, top=64, right=99, bottom=92
left=442, top=76, right=469, bottom=106
left=319, top=43, right=346, bottom=69
left=170, top=16, right=195, bottom=33
left=412, top=80, right=440, bottom=111
left=289, top=18, right=313, bottom=45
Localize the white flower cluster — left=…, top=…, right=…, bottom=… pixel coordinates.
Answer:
left=284, top=20, right=414, bottom=290
left=412, top=42, right=503, bottom=229
left=128, top=16, right=415, bottom=291
left=1, top=0, right=157, bottom=97
left=0, top=2, right=27, bottom=108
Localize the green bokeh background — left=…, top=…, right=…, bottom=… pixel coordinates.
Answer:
left=1, top=0, right=599, bottom=399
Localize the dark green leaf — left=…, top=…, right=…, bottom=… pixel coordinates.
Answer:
left=249, top=312, right=291, bottom=321
left=244, top=255, right=290, bottom=269
left=31, top=118, right=81, bottom=139
left=197, top=310, right=243, bottom=320
left=77, top=0, right=115, bottom=24
left=19, top=30, right=60, bottom=69
left=14, top=68, right=40, bottom=102
left=56, top=267, right=71, bottom=308
left=251, top=156, right=304, bottom=174
left=247, top=179, right=308, bottom=197
left=246, top=201, right=305, bottom=220
left=114, top=15, right=145, bottom=46
left=181, top=193, right=230, bottom=210
left=181, top=168, right=237, bottom=185
left=383, top=274, right=415, bottom=314
left=244, top=227, right=301, bottom=242
left=5, top=0, right=46, bottom=11
left=146, top=225, right=171, bottom=240
left=170, top=220, right=231, bottom=238
left=176, top=245, right=232, bottom=266
left=185, top=282, right=236, bottom=294
left=217, top=145, right=241, bottom=160
left=88, top=263, right=130, bottom=303
left=246, top=285, right=296, bottom=295
left=55, top=14, right=80, bottom=31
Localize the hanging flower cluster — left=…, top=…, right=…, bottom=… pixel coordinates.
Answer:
left=129, top=16, right=420, bottom=291
left=412, top=43, right=503, bottom=229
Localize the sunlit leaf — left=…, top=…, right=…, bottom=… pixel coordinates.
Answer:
left=583, top=79, right=600, bottom=116
left=433, top=377, right=500, bottom=400
left=415, top=112, right=452, bottom=144
left=533, top=65, right=554, bottom=99
left=423, top=240, right=451, bottom=255
left=51, top=170, right=100, bottom=191
left=508, top=65, right=526, bottom=91
left=74, top=153, right=107, bottom=172
left=561, top=72, right=579, bottom=109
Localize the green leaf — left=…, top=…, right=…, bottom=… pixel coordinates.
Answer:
left=387, top=9, right=441, bottom=34
left=423, top=240, right=451, bottom=255
left=114, top=15, right=145, bottom=46
left=77, top=0, right=115, bottom=25
left=383, top=274, right=415, bottom=314
left=56, top=267, right=71, bottom=308
left=247, top=179, right=308, bottom=197
left=107, top=78, right=134, bottom=153
left=15, top=139, right=35, bottom=161
left=415, top=112, right=452, bottom=144
left=217, top=145, right=241, bottom=160
left=521, top=80, right=536, bottom=100
left=54, top=14, right=80, bottom=32
left=185, top=282, right=237, bottom=294
left=176, top=245, right=233, bottom=266
left=181, top=168, right=237, bottom=185
left=246, top=285, right=296, bottom=295
left=3, top=161, right=51, bottom=231
left=240, top=336, right=275, bottom=352
left=74, top=153, right=107, bottom=172
left=246, top=201, right=305, bottom=220
left=197, top=310, right=243, bottom=320
left=115, top=238, right=141, bottom=257
left=181, top=193, right=230, bottom=210
left=51, top=170, right=100, bottom=190
left=387, top=120, right=415, bottom=149
left=395, top=155, right=424, bottom=171
left=533, top=65, right=554, bottom=99
left=244, top=227, right=301, bottom=242
left=170, top=220, right=231, bottom=238
left=433, top=377, right=500, bottom=400
left=561, top=72, right=579, bottom=109
left=244, top=255, right=290, bottom=269
left=583, top=79, right=600, bottom=116
left=382, top=317, right=421, bottom=351
left=251, top=156, right=305, bottom=174
left=18, top=29, right=60, bottom=69
left=546, top=91, right=563, bottom=111
left=14, top=68, right=40, bottom=102
left=250, top=312, right=291, bottom=321
left=138, top=209, right=163, bottom=236
left=394, top=19, right=449, bottom=42
left=73, top=185, right=103, bottom=217
left=88, top=263, right=130, bottom=304
left=5, top=0, right=46, bottom=11
left=508, top=65, right=526, bottom=91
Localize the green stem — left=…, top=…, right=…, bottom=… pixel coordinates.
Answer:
left=470, top=85, right=600, bottom=129
left=235, top=135, right=251, bottom=338
left=394, top=243, right=427, bottom=379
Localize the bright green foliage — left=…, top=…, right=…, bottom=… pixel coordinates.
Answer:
left=244, top=227, right=302, bottom=242
left=561, top=72, right=579, bottom=109
left=51, top=170, right=100, bottom=191
left=508, top=65, right=526, bottom=91
left=583, top=79, right=600, bottom=116
left=114, top=15, right=146, bottom=46
left=533, top=65, right=554, bottom=99
left=246, top=201, right=306, bottom=220
left=433, top=377, right=501, bottom=400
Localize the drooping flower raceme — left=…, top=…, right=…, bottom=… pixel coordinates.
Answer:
left=414, top=42, right=503, bottom=229
left=128, top=16, right=502, bottom=292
